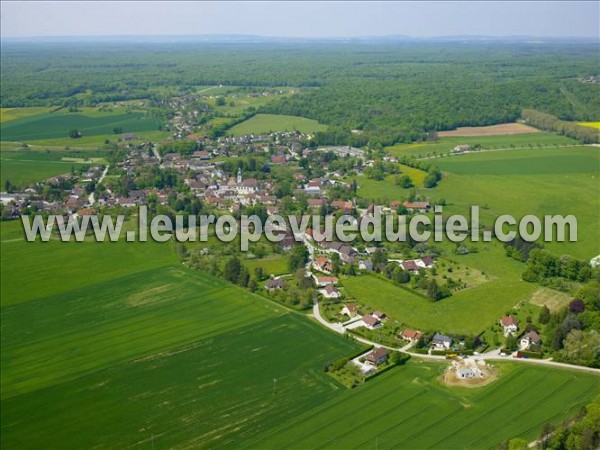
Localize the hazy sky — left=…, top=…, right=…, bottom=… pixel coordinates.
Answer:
left=1, top=1, right=599, bottom=39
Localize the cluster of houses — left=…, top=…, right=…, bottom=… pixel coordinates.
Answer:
left=500, top=316, right=542, bottom=351
left=339, top=303, right=387, bottom=330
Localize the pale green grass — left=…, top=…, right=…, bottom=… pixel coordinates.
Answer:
left=229, top=113, right=327, bottom=136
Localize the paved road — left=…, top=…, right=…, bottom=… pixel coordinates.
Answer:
left=311, top=300, right=446, bottom=360
left=87, top=164, right=109, bottom=206
left=416, top=143, right=594, bottom=161
left=152, top=144, right=162, bottom=164
left=311, top=300, right=600, bottom=372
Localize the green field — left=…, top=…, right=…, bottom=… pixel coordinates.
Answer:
left=386, top=133, right=578, bottom=158
left=0, top=149, right=105, bottom=187
left=243, top=254, right=290, bottom=276
left=0, top=107, right=56, bottom=123
left=0, top=107, right=161, bottom=142
left=0, top=220, right=363, bottom=448
left=251, top=361, right=600, bottom=449
left=356, top=146, right=600, bottom=259
left=229, top=113, right=327, bottom=136
left=435, top=145, right=599, bottom=175
left=431, top=146, right=600, bottom=259
left=342, top=243, right=536, bottom=336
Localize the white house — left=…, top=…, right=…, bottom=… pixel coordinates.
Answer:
left=520, top=331, right=541, bottom=350
left=432, top=334, right=452, bottom=350
left=500, top=316, right=519, bottom=336
left=341, top=304, right=359, bottom=318
left=362, top=314, right=382, bottom=330
left=320, top=284, right=340, bottom=299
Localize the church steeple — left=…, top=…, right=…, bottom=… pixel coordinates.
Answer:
left=237, top=167, right=243, bottom=184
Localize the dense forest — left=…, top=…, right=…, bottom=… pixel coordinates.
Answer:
left=2, top=41, right=599, bottom=145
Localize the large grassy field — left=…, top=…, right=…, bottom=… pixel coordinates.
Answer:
left=0, top=149, right=105, bottom=187
left=386, top=133, right=578, bottom=158
left=0, top=107, right=161, bottom=142
left=431, top=146, right=600, bottom=259
left=0, top=107, right=56, bottom=123
left=357, top=146, right=599, bottom=260
left=229, top=113, right=327, bottom=136
left=0, top=220, right=177, bottom=307
left=342, top=241, right=536, bottom=335
left=0, top=219, right=363, bottom=448
left=251, top=360, right=600, bottom=449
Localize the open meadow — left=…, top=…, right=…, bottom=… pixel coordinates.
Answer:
left=0, top=149, right=106, bottom=187
left=342, top=241, right=537, bottom=336
left=251, top=360, right=600, bottom=449
left=386, top=133, right=578, bottom=158
left=431, top=146, right=600, bottom=259
left=229, top=113, right=327, bottom=136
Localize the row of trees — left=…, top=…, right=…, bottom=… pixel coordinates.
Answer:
left=521, top=109, right=599, bottom=144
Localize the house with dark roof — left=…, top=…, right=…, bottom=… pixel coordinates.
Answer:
left=362, top=314, right=382, bottom=330
left=265, top=278, right=286, bottom=291
left=520, top=331, right=541, bottom=350
left=432, top=333, right=453, bottom=350
left=365, top=348, right=389, bottom=366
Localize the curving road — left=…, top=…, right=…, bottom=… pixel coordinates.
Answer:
left=311, top=300, right=600, bottom=373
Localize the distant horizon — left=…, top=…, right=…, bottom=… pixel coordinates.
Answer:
left=2, top=33, right=598, bottom=43
left=1, top=1, right=598, bottom=39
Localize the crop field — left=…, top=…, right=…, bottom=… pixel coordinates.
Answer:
left=385, top=132, right=578, bottom=158
left=0, top=216, right=363, bottom=448
left=0, top=107, right=162, bottom=142
left=577, top=121, right=600, bottom=129
left=435, top=145, right=599, bottom=175
left=251, top=361, right=600, bottom=449
left=1, top=285, right=360, bottom=448
left=0, top=107, right=56, bottom=123
left=0, top=219, right=176, bottom=307
left=437, top=122, right=541, bottom=137
left=0, top=149, right=105, bottom=187
left=229, top=113, right=327, bottom=136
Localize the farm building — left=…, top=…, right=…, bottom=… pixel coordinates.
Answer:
left=402, top=201, right=431, bottom=213
left=453, top=144, right=471, bottom=153
left=313, top=275, right=339, bottom=287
